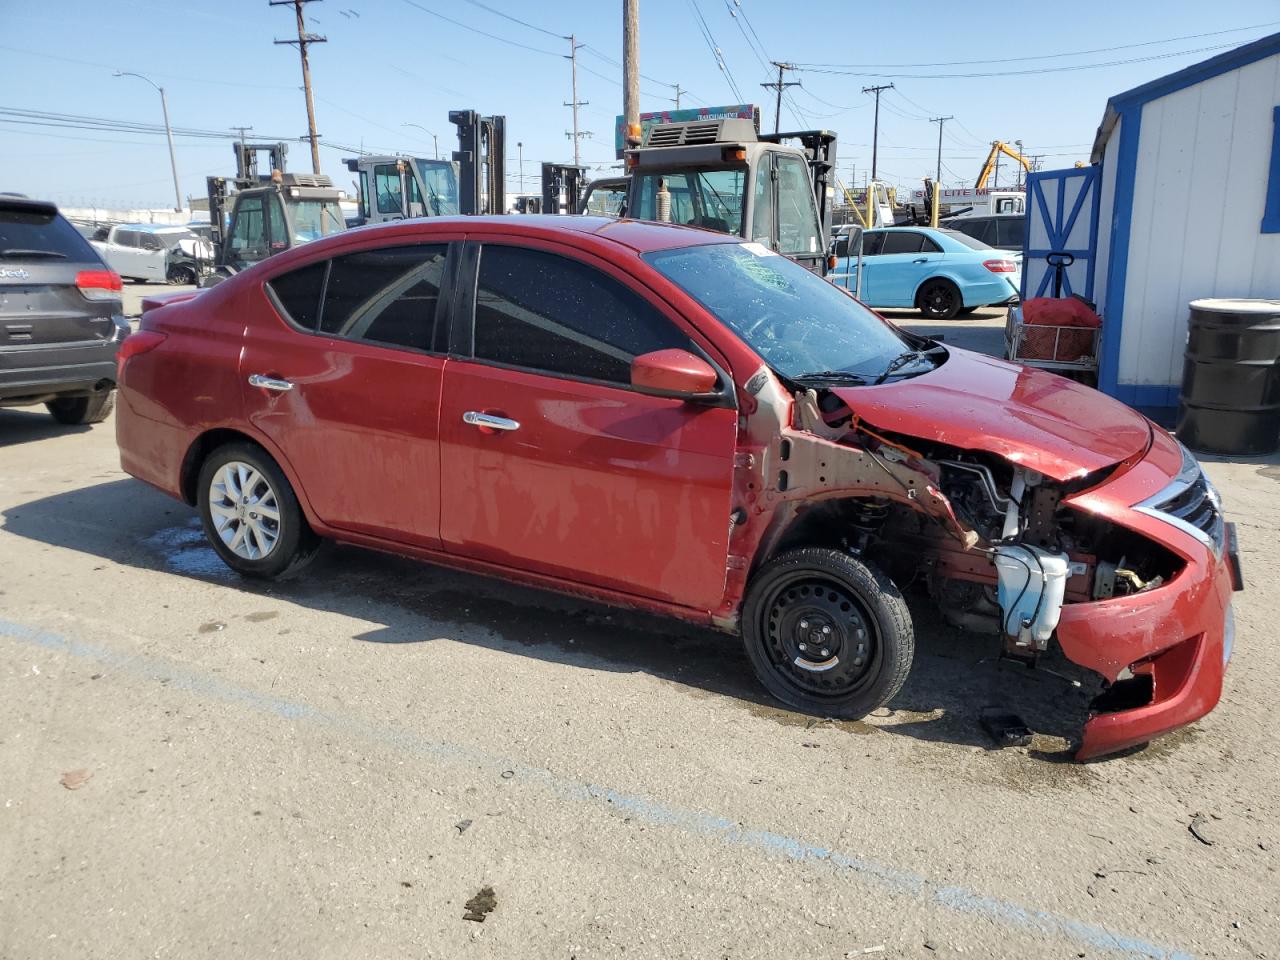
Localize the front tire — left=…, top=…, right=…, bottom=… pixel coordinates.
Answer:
left=741, top=548, right=914, bottom=719
left=46, top=390, right=115, bottom=424
left=167, top=264, right=196, bottom=285
left=917, top=279, right=962, bottom=320
left=197, top=442, right=319, bottom=579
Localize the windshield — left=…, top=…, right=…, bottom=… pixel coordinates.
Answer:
left=584, top=184, right=627, bottom=217
left=632, top=168, right=746, bottom=235
left=646, top=242, right=928, bottom=382
left=414, top=159, right=461, bottom=216
left=287, top=200, right=346, bottom=243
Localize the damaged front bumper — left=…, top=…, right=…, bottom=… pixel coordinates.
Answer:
left=1056, top=433, right=1240, bottom=760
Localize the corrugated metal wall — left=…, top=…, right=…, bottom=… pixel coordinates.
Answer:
left=1117, top=53, right=1280, bottom=390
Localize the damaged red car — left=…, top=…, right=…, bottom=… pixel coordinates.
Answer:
left=115, top=217, right=1242, bottom=759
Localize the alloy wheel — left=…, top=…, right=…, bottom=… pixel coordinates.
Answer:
left=207, top=461, right=281, bottom=560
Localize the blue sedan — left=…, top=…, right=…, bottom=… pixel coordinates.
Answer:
left=832, top=226, right=1021, bottom=319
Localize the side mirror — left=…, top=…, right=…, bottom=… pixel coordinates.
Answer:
left=834, top=237, right=850, bottom=259
left=631, top=348, right=718, bottom=399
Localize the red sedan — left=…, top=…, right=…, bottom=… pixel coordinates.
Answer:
left=116, top=216, right=1241, bottom=759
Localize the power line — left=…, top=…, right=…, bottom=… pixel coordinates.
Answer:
left=458, top=0, right=562, bottom=38
left=792, top=20, right=1280, bottom=68
left=793, top=40, right=1249, bottom=79
left=687, top=0, right=744, bottom=102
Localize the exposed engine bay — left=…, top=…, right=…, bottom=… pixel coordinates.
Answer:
left=727, top=370, right=1184, bottom=670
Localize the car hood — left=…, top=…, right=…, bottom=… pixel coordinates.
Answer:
left=827, top=347, right=1152, bottom=480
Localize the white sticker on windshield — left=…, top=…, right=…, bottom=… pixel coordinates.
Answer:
left=742, top=242, right=777, bottom=257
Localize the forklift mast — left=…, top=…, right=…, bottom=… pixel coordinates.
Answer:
left=233, top=141, right=290, bottom=185
left=540, top=163, right=588, bottom=215
left=449, top=110, right=506, bottom=215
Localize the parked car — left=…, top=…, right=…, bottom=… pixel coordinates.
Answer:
left=91, top=223, right=213, bottom=285
left=946, top=213, right=1026, bottom=256
left=1, top=196, right=127, bottom=423
left=832, top=226, right=1021, bottom=319
left=115, top=216, right=1240, bottom=760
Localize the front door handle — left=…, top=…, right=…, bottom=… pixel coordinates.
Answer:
left=911, top=257, right=929, bottom=263
left=462, top=411, right=520, bottom=432
left=248, top=373, right=294, bottom=392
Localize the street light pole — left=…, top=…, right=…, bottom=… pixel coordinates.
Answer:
left=401, top=123, right=439, bottom=160
left=115, top=71, right=182, bottom=212
left=517, top=141, right=524, bottom=193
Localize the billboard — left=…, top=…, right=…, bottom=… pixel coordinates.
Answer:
left=614, top=104, right=760, bottom=157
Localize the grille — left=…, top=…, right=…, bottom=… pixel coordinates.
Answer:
left=1141, top=469, right=1225, bottom=554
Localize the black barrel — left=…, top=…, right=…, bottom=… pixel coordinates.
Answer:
left=1176, top=298, right=1280, bottom=455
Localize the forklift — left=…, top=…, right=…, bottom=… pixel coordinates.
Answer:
left=344, top=110, right=505, bottom=221
left=540, top=163, right=588, bottom=215
left=578, top=118, right=837, bottom=275
left=204, top=141, right=346, bottom=284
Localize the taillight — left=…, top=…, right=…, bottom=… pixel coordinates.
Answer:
left=75, top=269, right=123, bottom=301
left=116, top=330, right=167, bottom=378
left=983, top=259, right=1017, bottom=273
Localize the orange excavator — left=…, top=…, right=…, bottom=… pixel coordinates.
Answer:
left=975, top=141, right=1032, bottom=189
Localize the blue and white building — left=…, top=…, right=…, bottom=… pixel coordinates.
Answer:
left=1023, top=32, right=1280, bottom=419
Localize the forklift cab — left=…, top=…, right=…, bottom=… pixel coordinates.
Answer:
left=223, top=180, right=344, bottom=271
left=346, top=156, right=461, bottom=224
left=625, top=119, right=834, bottom=274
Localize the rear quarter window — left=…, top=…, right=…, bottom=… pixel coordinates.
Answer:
left=0, top=205, right=99, bottom=262
left=267, top=261, right=327, bottom=330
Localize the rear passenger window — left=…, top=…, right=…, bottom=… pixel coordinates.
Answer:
left=473, top=245, right=693, bottom=385
left=920, top=235, right=942, bottom=253
left=881, top=232, right=924, bottom=255
left=267, top=261, right=327, bottom=330
left=998, top=218, right=1025, bottom=248
left=320, top=244, right=447, bottom=351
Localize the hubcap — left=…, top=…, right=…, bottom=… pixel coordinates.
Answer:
left=208, top=461, right=281, bottom=560
left=763, top=576, right=879, bottom=698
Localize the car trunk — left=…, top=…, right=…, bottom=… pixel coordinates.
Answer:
left=1, top=265, right=117, bottom=346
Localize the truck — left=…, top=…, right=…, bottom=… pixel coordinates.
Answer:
left=204, top=141, right=346, bottom=284
left=90, top=223, right=213, bottom=285
left=579, top=118, right=837, bottom=275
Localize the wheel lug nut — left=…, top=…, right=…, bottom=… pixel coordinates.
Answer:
left=798, top=643, right=808, bottom=652
left=822, top=625, right=831, bottom=635
left=799, top=620, right=809, bottom=629
left=821, top=648, right=830, bottom=657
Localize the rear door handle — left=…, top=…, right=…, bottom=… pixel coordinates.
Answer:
left=248, top=373, right=293, bottom=392
left=463, top=411, right=520, bottom=431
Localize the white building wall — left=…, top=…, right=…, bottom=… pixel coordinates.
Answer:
left=1092, top=117, right=1121, bottom=313
left=1118, top=52, right=1280, bottom=387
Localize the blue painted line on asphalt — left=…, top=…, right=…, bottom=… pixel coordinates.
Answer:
left=3, top=618, right=1195, bottom=960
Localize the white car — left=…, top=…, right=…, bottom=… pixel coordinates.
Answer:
left=90, top=224, right=214, bottom=284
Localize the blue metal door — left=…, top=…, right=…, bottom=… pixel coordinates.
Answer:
left=1021, top=167, right=1100, bottom=301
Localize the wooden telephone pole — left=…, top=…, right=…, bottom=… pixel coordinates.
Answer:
left=271, top=0, right=325, bottom=174
left=761, top=62, right=799, bottom=134
left=862, top=83, right=894, bottom=182
left=623, top=0, right=640, bottom=149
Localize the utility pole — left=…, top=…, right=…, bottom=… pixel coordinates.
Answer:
left=622, top=0, right=641, bottom=149
left=564, top=33, right=588, bottom=166
left=670, top=83, right=682, bottom=111
left=517, top=141, right=524, bottom=192
left=929, top=116, right=952, bottom=188
left=862, top=83, right=894, bottom=182
left=992, top=141, right=1001, bottom=190
left=1015, top=139, right=1025, bottom=190
left=114, top=71, right=182, bottom=212
left=271, top=0, right=325, bottom=174
left=761, top=62, right=799, bottom=134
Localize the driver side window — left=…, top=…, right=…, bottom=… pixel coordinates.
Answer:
left=751, top=159, right=775, bottom=246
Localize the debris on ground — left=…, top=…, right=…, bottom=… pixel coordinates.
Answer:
left=463, top=886, right=496, bottom=922
left=197, top=621, right=227, bottom=634
left=1189, top=812, right=1215, bottom=846
left=500, top=770, right=514, bottom=779
left=60, top=769, right=92, bottom=790
left=979, top=707, right=1033, bottom=747
left=455, top=818, right=473, bottom=835
left=844, top=947, right=885, bottom=957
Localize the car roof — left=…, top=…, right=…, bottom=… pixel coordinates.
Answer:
left=120, top=223, right=188, bottom=232
left=332, top=215, right=745, bottom=256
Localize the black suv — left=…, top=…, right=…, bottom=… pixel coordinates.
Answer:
left=946, top=213, right=1025, bottom=253
left=0, top=197, right=129, bottom=424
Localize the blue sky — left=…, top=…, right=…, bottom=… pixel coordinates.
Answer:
left=2, top=0, right=1278, bottom=209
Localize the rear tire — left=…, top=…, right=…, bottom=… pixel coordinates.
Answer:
left=741, top=548, right=914, bottom=719
left=46, top=390, right=115, bottom=425
left=197, top=442, right=320, bottom=580
left=918, top=279, right=962, bottom=320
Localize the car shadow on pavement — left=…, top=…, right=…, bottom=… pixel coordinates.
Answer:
left=0, top=408, right=92, bottom=447
left=3, top=478, right=1096, bottom=759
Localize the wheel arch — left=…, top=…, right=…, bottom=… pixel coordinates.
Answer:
left=178, top=427, right=323, bottom=530
left=912, top=272, right=965, bottom=308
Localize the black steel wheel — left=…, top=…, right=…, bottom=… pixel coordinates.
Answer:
left=918, top=279, right=962, bottom=320
left=741, top=548, right=913, bottom=718
left=167, top=264, right=197, bottom=285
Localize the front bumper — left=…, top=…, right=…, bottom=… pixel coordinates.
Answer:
left=1055, top=432, right=1238, bottom=760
